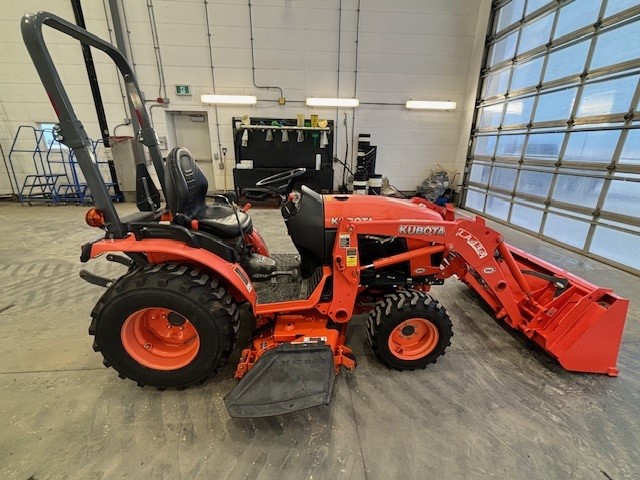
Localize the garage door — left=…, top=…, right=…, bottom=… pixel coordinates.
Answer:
left=462, top=0, right=640, bottom=273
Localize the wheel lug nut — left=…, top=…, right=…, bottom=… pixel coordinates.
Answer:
left=144, top=343, right=152, bottom=350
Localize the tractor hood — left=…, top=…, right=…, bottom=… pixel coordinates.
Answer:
left=322, top=194, right=443, bottom=229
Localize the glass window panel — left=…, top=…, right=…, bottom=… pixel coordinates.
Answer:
left=544, top=40, right=590, bottom=82
left=490, top=166, right=518, bottom=190
left=592, top=20, right=640, bottom=69
left=485, top=195, right=511, bottom=220
left=590, top=226, right=640, bottom=271
left=516, top=169, right=553, bottom=196
left=489, top=31, right=519, bottom=66
left=483, top=69, right=511, bottom=98
left=503, top=97, right=534, bottom=125
left=469, top=164, right=492, bottom=184
left=602, top=179, right=640, bottom=218
left=479, top=104, right=504, bottom=127
left=619, top=129, right=640, bottom=165
left=543, top=213, right=590, bottom=248
left=496, top=0, right=525, bottom=32
left=496, top=134, right=526, bottom=157
left=526, top=0, right=552, bottom=15
left=518, top=13, right=554, bottom=53
left=564, top=130, right=621, bottom=162
left=510, top=203, right=544, bottom=231
left=473, top=136, right=497, bottom=156
left=525, top=132, right=565, bottom=159
left=511, top=57, right=543, bottom=91
left=577, top=76, right=639, bottom=117
left=464, top=189, right=486, bottom=211
left=534, top=88, right=577, bottom=122
left=554, top=0, right=601, bottom=39
left=552, top=173, right=604, bottom=207
left=605, top=0, right=639, bottom=17
left=525, top=133, right=564, bottom=161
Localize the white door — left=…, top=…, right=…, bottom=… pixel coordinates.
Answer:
left=172, top=113, right=215, bottom=192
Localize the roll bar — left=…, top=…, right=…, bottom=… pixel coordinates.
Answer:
left=21, top=11, right=166, bottom=238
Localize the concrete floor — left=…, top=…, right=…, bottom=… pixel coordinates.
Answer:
left=0, top=200, right=638, bottom=480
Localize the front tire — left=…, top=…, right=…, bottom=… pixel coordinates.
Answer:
left=89, top=263, right=239, bottom=388
left=366, top=291, right=453, bottom=371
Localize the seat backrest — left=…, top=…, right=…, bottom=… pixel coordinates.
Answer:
left=164, top=147, right=208, bottom=220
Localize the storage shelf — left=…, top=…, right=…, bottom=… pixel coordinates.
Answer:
left=239, top=125, right=330, bottom=131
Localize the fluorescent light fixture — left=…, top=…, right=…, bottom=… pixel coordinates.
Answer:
left=405, top=100, right=457, bottom=110
left=200, top=94, right=257, bottom=105
left=306, top=97, right=360, bottom=108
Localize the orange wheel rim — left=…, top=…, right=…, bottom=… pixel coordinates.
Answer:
left=121, top=307, right=200, bottom=371
left=388, top=318, right=439, bottom=361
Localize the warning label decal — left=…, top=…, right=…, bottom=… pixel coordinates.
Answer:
left=346, top=248, right=357, bottom=267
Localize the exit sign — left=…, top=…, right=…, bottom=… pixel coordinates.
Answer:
left=175, top=84, right=191, bottom=96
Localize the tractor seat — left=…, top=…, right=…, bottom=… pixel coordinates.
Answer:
left=198, top=205, right=253, bottom=238
left=164, top=147, right=252, bottom=238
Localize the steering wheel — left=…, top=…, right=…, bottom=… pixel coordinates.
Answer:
left=255, top=167, right=306, bottom=187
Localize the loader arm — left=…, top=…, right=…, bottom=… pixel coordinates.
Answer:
left=351, top=200, right=629, bottom=376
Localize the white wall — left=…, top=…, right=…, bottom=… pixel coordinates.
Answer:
left=0, top=0, right=490, bottom=195
left=454, top=0, right=492, bottom=189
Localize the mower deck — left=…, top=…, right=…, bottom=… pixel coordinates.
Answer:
left=224, top=341, right=335, bottom=417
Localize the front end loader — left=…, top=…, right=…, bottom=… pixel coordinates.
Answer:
left=21, top=11, right=629, bottom=418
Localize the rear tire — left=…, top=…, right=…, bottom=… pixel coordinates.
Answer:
left=89, top=263, right=239, bottom=388
left=366, top=291, right=452, bottom=371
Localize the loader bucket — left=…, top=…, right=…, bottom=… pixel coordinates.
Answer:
left=505, top=245, right=628, bottom=376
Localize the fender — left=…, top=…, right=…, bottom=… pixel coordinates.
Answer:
left=88, top=234, right=257, bottom=304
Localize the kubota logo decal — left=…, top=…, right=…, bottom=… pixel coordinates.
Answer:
left=398, top=225, right=446, bottom=236
left=456, top=228, right=488, bottom=259
left=331, top=217, right=373, bottom=225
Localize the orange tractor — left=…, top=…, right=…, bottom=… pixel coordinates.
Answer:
left=22, top=12, right=629, bottom=417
